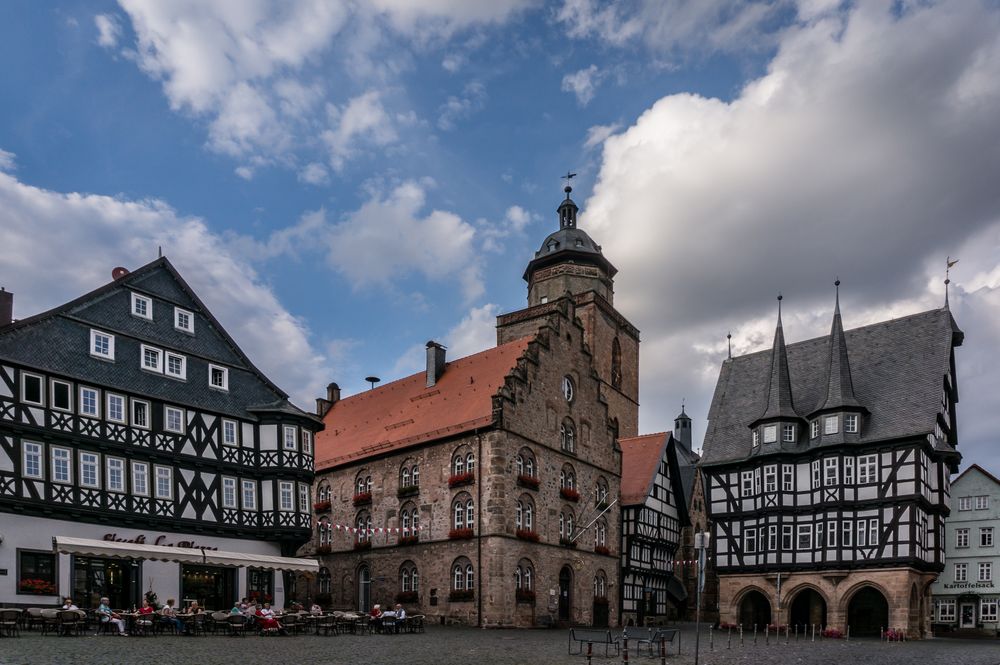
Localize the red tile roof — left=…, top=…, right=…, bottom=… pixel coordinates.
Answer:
left=315, top=337, right=532, bottom=471
left=620, top=432, right=669, bottom=506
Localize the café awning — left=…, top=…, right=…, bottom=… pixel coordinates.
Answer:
left=53, top=536, right=318, bottom=573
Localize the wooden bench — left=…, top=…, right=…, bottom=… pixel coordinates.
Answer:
left=568, top=628, right=620, bottom=657
left=634, top=627, right=680, bottom=657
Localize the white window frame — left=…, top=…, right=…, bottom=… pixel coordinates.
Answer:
left=857, top=520, right=867, bottom=547
left=79, top=452, right=100, bottom=489
left=824, top=415, right=839, bottom=434
left=812, top=460, right=821, bottom=489
left=140, top=344, right=163, bottom=373
left=89, top=329, right=115, bottom=360
left=782, top=465, right=793, bottom=492
left=106, top=457, right=125, bottom=493
left=298, top=483, right=309, bottom=512
left=763, top=424, right=777, bottom=444
left=981, top=527, right=994, bottom=548
left=132, top=462, right=149, bottom=496
left=768, top=525, right=777, bottom=551
left=222, top=419, right=238, bottom=446
left=131, top=399, right=150, bottom=429
left=782, top=424, right=796, bottom=443
left=797, top=523, right=812, bottom=550
left=764, top=465, right=777, bottom=493
left=222, top=477, right=237, bottom=508
left=79, top=386, right=100, bottom=418
left=842, top=519, right=853, bottom=547
left=858, top=455, right=878, bottom=484
left=51, top=446, right=71, bottom=484
left=744, top=528, right=757, bottom=554
left=106, top=393, right=126, bottom=424
left=845, top=413, right=859, bottom=433
left=810, top=420, right=819, bottom=439
left=976, top=495, right=990, bottom=510
left=174, top=307, right=194, bottom=333
left=955, top=562, right=968, bottom=582
left=208, top=364, right=229, bottom=391
left=301, top=430, right=313, bottom=456
left=165, top=352, right=187, bottom=380
left=154, top=466, right=173, bottom=500
left=981, top=599, right=999, bottom=622
left=279, top=481, right=294, bottom=511
left=824, top=457, right=838, bottom=486
left=50, top=379, right=73, bottom=412
left=164, top=406, right=185, bottom=434
left=979, top=562, right=993, bottom=582
left=241, top=479, right=257, bottom=511
left=958, top=496, right=972, bottom=511
left=20, top=371, right=45, bottom=407
left=781, top=525, right=793, bottom=550
left=868, top=518, right=879, bottom=547
left=752, top=430, right=759, bottom=447
left=21, top=442, right=43, bottom=480
left=844, top=457, right=854, bottom=485
left=828, top=520, right=837, bottom=547
left=741, top=471, right=753, bottom=497
left=957, top=528, right=970, bottom=548
left=131, top=292, right=153, bottom=320
left=283, top=425, right=297, bottom=451
left=938, top=600, right=956, bottom=622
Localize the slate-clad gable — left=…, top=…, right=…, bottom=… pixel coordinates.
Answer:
left=702, top=307, right=961, bottom=465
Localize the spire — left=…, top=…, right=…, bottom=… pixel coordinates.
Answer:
left=727, top=332, right=732, bottom=359
left=815, top=279, right=864, bottom=414
left=756, top=293, right=799, bottom=422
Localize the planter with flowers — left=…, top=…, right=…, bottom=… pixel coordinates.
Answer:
left=313, top=500, right=331, bottom=512
left=517, top=475, right=540, bottom=490
left=18, top=578, right=57, bottom=595
left=560, top=487, right=580, bottom=502
left=352, top=492, right=372, bottom=506
left=448, top=473, right=475, bottom=488
left=449, top=528, right=474, bottom=540
left=516, top=529, right=539, bottom=542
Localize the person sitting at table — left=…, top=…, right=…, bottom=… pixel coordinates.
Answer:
left=230, top=601, right=243, bottom=615
left=61, top=597, right=79, bottom=611
left=256, top=602, right=287, bottom=635
left=136, top=599, right=156, bottom=634
left=138, top=599, right=155, bottom=616
left=394, top=604, right=406, bottom=621
left=185, top=600, right=202, bottom=614
left=160, top=598, right=189, bottom=635
left=98, top=597, right=128, bottom=636
left=309, top=602, right=323, bottom=615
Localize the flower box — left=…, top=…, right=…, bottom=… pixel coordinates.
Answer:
left=559, top=537, right=577, bottom=549
left=448, top=528, right=474, bottom=540
left=316, top=544, right=332, bottom=555
left=515, top=589, right=536, bottom=604
left=516, top=529, right=539, bottom=542
left=397, top=485, right=420, bottom=498
left=821, top=628, right=843, bottom=639
left=516, top=475, right=540, bottom=490
left=312, top=500, right=331, bottom=512
left=718, top=622, right=737, bottom=630
left=448, top=472, right=475, bottom=488
left=595, top=500, right=609, bottom=511
left=395, top=591, right=419, bottom=604
left=594, top=545, right=611, bottom=556
left=352, top=492, right=372, bottom=506
left=18, top=578, right=57, bottom=595
left=398, top=535, right=419, bottom=546
left=353, top=540, right=372, bottom=551
left=448, top=590, right=474, bottom=602
left=766, top=624, right=788, bottom=632
left=592, top=596, right=609, bottom=606
left=560, top=487, right=580, bottom=502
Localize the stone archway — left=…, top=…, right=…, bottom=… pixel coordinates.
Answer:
left=847, top=586, right=889, bottom=636
left=738, top=589, right=772, bottom=629
left=789, top=588, right=827, bottom=629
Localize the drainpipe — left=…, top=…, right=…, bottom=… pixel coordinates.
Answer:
left=477, top=430, right=483, bottom=628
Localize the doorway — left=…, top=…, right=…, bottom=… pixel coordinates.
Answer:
left=960, top=603, right=976, bottom=628
left=789, top=588, right=827, bottom=628
left=180, top=565, right=235, bottom=611
left=358, top=565, right=371, bottom=612
left=737, top=590, right=771, bottom=629
left=559, top=566, right=573, bottom=622
left=847, top=586, right=889, bottom=636
left=72, top=556, right=139, bottom=609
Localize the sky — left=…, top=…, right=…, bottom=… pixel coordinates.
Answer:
left=1, top=0, right=999, bottom=472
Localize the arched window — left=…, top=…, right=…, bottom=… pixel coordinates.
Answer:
left=355, top=473, right=371, bottom=495
left=411, top=464, right=419, bottom=486
left=561, top=418, right=576, bottom=453
left=560, top=465, right=576, bottom=490
left=596, top=477, right=609, bottom=505
left=594, top=570, right=607, bottom=598
left=318, top=567, right=331, bottom=594
left=401, top=466, right=410, bottom=487
left=516, top=447, right=536, bottom=479
left=452, top=494, right=474, bottom=530
left=318, top=517, right=331, bottom=546
left=452, top=557, right=474, bottom=591
left=317, top=482, right=331, bottom=503
left=516, top=559, right=534, bottom=593
left=356, top=511, right=372, bottom=543
left=516, top=495, right=534, bottom=531
left=400, top=460, right=420, bottom=489
left=400, top=501, right=420, bottom=538
left=560, top=509, right=575, bottom=540
left=452, top=447, right=475, bottom=476
left=594, top=518, right=607, bottom=547
left=611, top=338, right=622, bottom=389
left=400, top=561, right=419, bottom=593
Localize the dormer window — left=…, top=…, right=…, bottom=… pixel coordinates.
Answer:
left=209, top=364, right=229, bottom=391
left=547, top=239, right=558, bottom=252
left=845, top=414, right=859, bottom=433
left=810, top=420, right=819, bottom=439
left=824, top=415, right=839, bottom=435
left=782, top=424, right=796, bottom=443
left=141, top=345, right=163, bottom=372
left=174, top=307, right=194, bottom=333
left=131, top=293, right=152, bottom=320
left=90, top=329, right=115, bottom=360
left=763, top=424, right=777, bottom=444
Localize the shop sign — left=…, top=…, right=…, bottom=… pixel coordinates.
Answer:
left=942, top=581, right=996, bottom=591
left=102, top=533, right=218, bottom=550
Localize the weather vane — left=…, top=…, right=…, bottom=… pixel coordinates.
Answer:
left=562, top=170, right=577, bottom=182
left=945, top=256, right=959, bottom=306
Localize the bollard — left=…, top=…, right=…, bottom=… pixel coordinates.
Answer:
left=765, top=624, right=769, bottom=645
left=753, top=623, right=757, bottom=645
left=710, top=626, right=714, bottom=651
left=740, top=625, right=744, bottom=647
left=622, top=634, right=629, bottom=664
left=794, top=624, right=798, bottom=641
left=660, top=637, right=666, bottom=665
left=880, top=627, right=884, bottom=643
left=727, top=627, right=732, bottom=649
left=785, top=624, right=790, bottom=645
left=811, top=624, right=815, bottom=642
left=846, top=625, right=850, bottom=642
left=587, top=641, right=593, bottom=665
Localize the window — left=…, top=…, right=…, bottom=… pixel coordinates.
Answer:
left=561, top=376, right=574, bottom=402
left=595, top=519, right=607, bottom=547
left=155, top=466, right=172, bottom=500
left=106, top=393, right=125, bottom=423
left=844, top=457, right=854, bottom=485
left=132, top=462, right=148, bottom=496
left=764, top=465, right=777, bottom=493
left=51, top=447, right=71, bottom=484
left=958, top=496, right=972, bottom=511
left=937, top=600, right=956, bottom=622
left=782, top=465, right=793, bottom=492
left=51, top=380, right=72, bottom=412
left=594, top=571, right=607, bottom=598
left=863, top=518, right=879, bottom=547
left=279, top=481, right=294, bottom=511
left=452, top=497, right=474, bottom=529
left=283, top=426, right=297, bottom=450
left=174, top=307, right=194, bottom=333
left=981, top=599, right=999, bottom=623
left=754, top=468, right=761, bottom=495
left=516, top=561, right=534, bottom=592
left=797, top=524, right=812, bottom=550
left=209, top=364, right=229, bottom=391
left=17, top=551, right=57, bottom=596
left=164, top=406, right=184, bottom=434
left=976, top=496, right=990, bottom=510
left=560, top=467, right=576, bottom=490
left=744, top=528, right=758, bottom=554
left=781, top=525, right=793, bottom=550
left=317, top=519, right=331, bottom=546
left=412, top=464, right=420, bottom=487
left=858, top=455, right=878, bottom=484
left=610, top=338, right=622, bottom=389
left=560, top=419, right=576, bottom=453
left=131, top=399, right=150, bottom=429
left=452, top=559, right=474, bottom=591
left=812, top=460, right=820, bottom=489
left=318, top=568, right=332, bottom=594
left=810, top=420, right=819, bottom=439
left=298, top=483, right=309, bottom=512
left=741, top=471, right=753, bottom=497
left=815, top=522, right=824, bottom=548
left=90, top=330, right=114, bottom=360
left=559, top=510, right=575, bottom=540
left=845, top=413, right=859, bottom=433
left=106, top=457, right=124, bottom=493
left=131, top=293, right=152, bottom=319
left=516, top=498, right=534, bottom=531
left=356, top=475, right=372, bottom=494
left=979, top=562, right=993, bottom=582
left=827, top=520, right=837, bottom=547
left=763, top=425, right=777, bottom=444
left=241, top=479, right=257, bottom=510
left=824, top=415, right=839, bottom=435
left=824, top=458, right=838, bottom=486
left=222, top=419, right=238, bottom=446
left=782, top=424, right=796, bottom=443
left=400, top=562, right=419, bottom=593
left=842, top=520, right=853, bottom=547
left=79, top=452, right=99, bottom=488
left=23, top=441, right=43, bottom=479
left=768, top=525, right=777, bottom=551
left=222, top=477, right=237, bottom=508
left=79, top=386, right=99, bottom=417
left=981, top=527, right=994, bottom=547
left=957, top=528, right=970, bottom=548
left=140, top=345, right=162, bottom=372
left=301, top=430, right=313, bottom=456
left=752, top=430, right=759, bottom=447
left=165, top=352, right=186, bottom=379
left=955, top=563, right=968, bottom=582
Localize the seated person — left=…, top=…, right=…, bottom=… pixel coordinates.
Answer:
left=309, top=602, right=323, bottom=615
left=369, top=604, right=382, bottom=619
left=61, top=597, right=79, bottom=611
left=289, top=600, right=304, bottom=612
left=230, top=602, right=243, bottom=615
left=185, top=600, right=202, bottom=614
left=256, top=602, right=286, bottom=635
left=159, top=598, right=189, bottom=635
left=394, top=604, right=406, bottom=621
left=138, top=599, right=155, bottom=616
left=98, top=597, right=127, bottom=636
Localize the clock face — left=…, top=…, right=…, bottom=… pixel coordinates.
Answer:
left=562, top=376, right=574, bottom=402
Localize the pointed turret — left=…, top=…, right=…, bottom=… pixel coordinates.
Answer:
left=674, top=404, right=692, bottom=452
left=757, top=295, right=799, bottom=422
left=813, top=280, right=865, bottom=415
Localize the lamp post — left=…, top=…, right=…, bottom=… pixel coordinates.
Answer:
left=694, top=531, right=710, bottom=665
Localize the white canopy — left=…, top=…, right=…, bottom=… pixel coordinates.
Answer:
left=53, top=536, right=318, bottom=573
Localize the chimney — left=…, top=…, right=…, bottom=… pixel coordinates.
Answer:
left=0, top=288, right=12, bottom=327
left=426, top=341, right=446, bottom=387
left=315, top=382, right=341, bottom=417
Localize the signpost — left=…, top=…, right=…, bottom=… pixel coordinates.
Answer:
left=694, top=531, right=710, bottom=665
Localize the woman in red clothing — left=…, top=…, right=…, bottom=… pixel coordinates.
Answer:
left=256, top=603, right=285, bottom=635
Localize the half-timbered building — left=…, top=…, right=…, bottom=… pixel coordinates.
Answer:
left=700, top=287, right=962, bottom=638
left=619, top=430, right=689, bottom=625
left=0, top=258, right=320, bottom=609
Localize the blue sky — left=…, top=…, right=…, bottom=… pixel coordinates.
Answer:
left=2, top=1, right=1000, bottom=471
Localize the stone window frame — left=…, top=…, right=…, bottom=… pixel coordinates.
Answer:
left=516, top=447, right=536, bottom=478
left=355, top=510, right=372, bottom=543
left=400, top=561, right=419, bottom=593
left=400, top=501, right=420, bottom=534
left=515, top=495, right=535, bottom=532
left=452, top=493, right=474, bottom=530
left=515, top=558, right=534, bottom=591
left=355, top=472, right=372, bottom=495
left=451, top=446, right=476, bottom=475
left=560, top=418, right=576, bottom=453
left=451, top=557, right=474, bottom=591
left=560, top=464, right=577, bottom=490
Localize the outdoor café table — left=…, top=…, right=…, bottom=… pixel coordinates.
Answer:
left=176, top=613, right=195, bottom=635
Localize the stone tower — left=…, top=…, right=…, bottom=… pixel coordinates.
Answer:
left=497, top=184, right=640, bottom=438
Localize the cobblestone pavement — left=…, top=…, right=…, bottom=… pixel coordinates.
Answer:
left=1, top=624, right=999, bottom=665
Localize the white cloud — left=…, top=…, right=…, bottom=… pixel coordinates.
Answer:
left=480, top=205, right=536, bottom=252
left=436, top=80, right=487, bottom=130
left=234, top=166, right=254, bottom=180
left=94, top=13, right=122, bottom=48
left=369, top=0, right=535, bottom=41
left=0, top=149, right=16, bottom=172
left=584, top=122, right=622, bottom=149
left=561, top=65, right=605, bottom=106
left=322, top=91, right=398, bottom=171
left=298, top=162, right=330, bottom=186
left=390, top=302, right=501, bottom=376
left=0, top=170, right=331, bottom=411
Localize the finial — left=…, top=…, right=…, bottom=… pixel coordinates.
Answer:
left=727, top=332, right=732, bottom=359
left=158, top=245, right=163, bottom=258
left=834, top=278, right=841, bottom=309
left=561, top=170, right=576, bottom=198
left=776, top=292, right=783, bottom=323
left=945, top=256, right=958, bottom=308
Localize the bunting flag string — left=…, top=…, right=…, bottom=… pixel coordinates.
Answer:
left=313, top=519, right=426, bottom=536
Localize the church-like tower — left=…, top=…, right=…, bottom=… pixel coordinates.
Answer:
left=497, top=184, right=640, bottom=438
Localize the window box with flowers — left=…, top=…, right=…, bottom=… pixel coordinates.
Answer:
left=18, top=578, right=57, bottom=595
left=516, top=529, right=539, bottom=542
left=821, top=628, right=843, bottom=639
left=313, top=500, right=331, bottom=512
left=448, top=472, right=475, bottom=488
left=449, top=590, right=474, bottom=602
left=515, top=589, right=536, bottom=605
left=594, top=545, right=611, bottom=556
left=592, top=596, right=609, bottom=606
left=398, top=535, right=419, bottom=546
left=353, top=540, right=372, bottom=551
left=517, top=475, right=540, bottom=490
left=397, top=485, right=420, bottom=498
left=352, top=492, right=372, bottom=506
left=396, top=591, right=419, bottom=605
left=449, top=528, right=474, bottom=540
left=595, top=499, right=609, bottom=511
left=316, top=544, right=332, bottom=555
left=559, top=537, right=577, bottom=549
left=560, top=487, right=580, bottom=502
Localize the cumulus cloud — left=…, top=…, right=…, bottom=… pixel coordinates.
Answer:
left=0, top=149, right=16, bottom=172
left=298, top=162, right=330, bottom=186
left=579, top=1, right=1000, bottom=469
left=94, top=13, right=122, bottom=48
left=322, top=91, right=398, bottom=171
left=480, top=205, right=537, bottom=252
left=436, top=80, right=487, bottom=130
left=584, top=122, right=622, bottom=149
left=561, top=65, right=607, bottom=106
left=0, top=170, right=331, bottom=410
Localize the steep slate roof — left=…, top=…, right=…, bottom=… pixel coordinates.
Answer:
left=701, top=307, right=962, bottom=466
left=315, top=337, right=532, bottom=470
left=753, top=300, right=801, bottom=424
left=813, top=285, right=864, bottom=414
left=674, top=442, right=701, bottom=505
left=620, top=432, right=670, bottom=506
left=0, top=257, right=317, bottom=422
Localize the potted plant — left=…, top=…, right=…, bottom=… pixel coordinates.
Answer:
left=517, top=475, right=540, bottom=490
left=516, top=529, right=540, bottom=542
left=560, top=487, right=580, bottom=502
left=448, top=528, right=474, bottom=540
left=312, top=500, right=331, bottom=512
left=352, top=491, right=372, bottom=506
left=448, top=472, right=475, bottom=488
